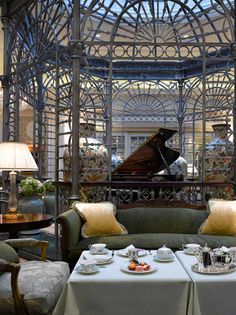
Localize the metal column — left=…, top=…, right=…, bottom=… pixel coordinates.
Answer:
left=70, top=0, right=82, bottom=201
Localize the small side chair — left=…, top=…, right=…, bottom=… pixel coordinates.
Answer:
left=0, top=238, right=70, bottom=315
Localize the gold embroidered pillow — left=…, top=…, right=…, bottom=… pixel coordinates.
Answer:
left=73, top=202, right=127, bottom=238
left=72, top=201, right=117, bottom=220
left=199, top=200, right=236, bottom=236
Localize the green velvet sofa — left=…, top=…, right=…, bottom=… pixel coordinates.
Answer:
left=57, top=199, right=236, bottom=268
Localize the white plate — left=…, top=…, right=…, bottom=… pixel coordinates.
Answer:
left=153, top=255, right=175, bottom=262
left=117, top=249, right=148, bottom=257
left=76, top=265, right=99, bottom=274
left=191, top=263, right=236, bottom=274
left=89, top=248, right=109, bottom=255
left=120, top=263, right=157, bottom=274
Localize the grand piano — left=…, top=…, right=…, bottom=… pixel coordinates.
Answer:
left=112, top=127, right=181, bottom=181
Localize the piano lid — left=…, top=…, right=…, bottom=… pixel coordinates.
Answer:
left=112, top=128, right=180, bottom=178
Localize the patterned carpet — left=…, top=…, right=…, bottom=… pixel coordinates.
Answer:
left=0, top=223, right=61, bottom=261
left=20, top=223, right=61, bottom=261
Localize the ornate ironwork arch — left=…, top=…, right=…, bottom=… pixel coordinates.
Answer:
left=112, top=80, right=179, bottom=124
left=184, top=69, right=234, bottom=123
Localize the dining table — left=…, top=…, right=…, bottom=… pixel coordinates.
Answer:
left=176, top=250, right=236, bottom=315
left=53, top=250, right=192, bottom=315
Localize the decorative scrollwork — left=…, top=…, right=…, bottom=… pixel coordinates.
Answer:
left=2, top=0, right=235, bottom=205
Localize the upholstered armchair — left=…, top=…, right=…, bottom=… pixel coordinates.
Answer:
left=0, top=238, right=70, bottom=315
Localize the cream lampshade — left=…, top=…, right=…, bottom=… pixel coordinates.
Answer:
left=0, top=142, right=38, bottom=219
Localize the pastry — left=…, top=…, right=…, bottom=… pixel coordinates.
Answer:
left=128, top=262, right=136, bottom=270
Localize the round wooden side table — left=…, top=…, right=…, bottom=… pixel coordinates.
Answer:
left=0, top=213, right=53, bottom=238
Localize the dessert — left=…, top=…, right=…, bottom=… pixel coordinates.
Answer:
left=135, top=265, right=144, bottom=272
left=128, top=262, right=136, bottom=270
left=128, top=261, right=151, bottom=272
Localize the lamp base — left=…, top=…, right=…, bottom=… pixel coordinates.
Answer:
left=3, top=209, right=23, bottom=220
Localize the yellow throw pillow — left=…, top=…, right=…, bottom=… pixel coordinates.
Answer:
left=199, top=200, right=236, bottom=236
left=73, top=201, right=127, bottom=238
left=72, top=201, right=117, bottom=220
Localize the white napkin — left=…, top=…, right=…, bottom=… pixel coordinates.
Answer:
left=124, top=244, right=135, bottom=253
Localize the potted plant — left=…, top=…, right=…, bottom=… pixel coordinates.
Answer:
left=19, top=177, right=45, bottom=214
left=18, top=177, right=45, bottom=235
left=43, top=180, right=56, bottom=194
left=19, top=177, right=45, bottom=197
left=43, top=179, right=56, bottom=216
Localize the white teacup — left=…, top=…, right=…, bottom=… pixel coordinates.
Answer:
left=182, top=243, right=200, bottom=254
left=156, top=245, right=173, bottom=260
left=79, top=259, right=97, bottom=272
left=89, top=243, right=107, bottom=253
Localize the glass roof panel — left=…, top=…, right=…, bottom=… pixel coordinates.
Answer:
left=81, top=0, right=234, bottom=45
left=80, top=0, right=234, bottom=19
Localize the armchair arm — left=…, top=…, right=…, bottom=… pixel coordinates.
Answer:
left=57, top=209, right=82, bottom=262
left=0, top=259, right=28, bottom=315
left=4, top=239, right=48, bottom=261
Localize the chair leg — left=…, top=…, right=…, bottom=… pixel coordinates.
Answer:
left=5, top=263, right=29, bottom=315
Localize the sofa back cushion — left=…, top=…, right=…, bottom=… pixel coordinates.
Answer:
left=116, top=207, right=208, bottom=234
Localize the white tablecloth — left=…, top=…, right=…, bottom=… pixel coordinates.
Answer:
left=53, top=250, right=191, bottom=315
left=176, top=250, right=236, bottom=315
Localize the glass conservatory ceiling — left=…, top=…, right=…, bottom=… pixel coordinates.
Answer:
left=81, top=0, right=233, bottom=21
left=80, top=0, right=234, bottom=44
left=6, top=0, right=234, bottom=87
left=27, top=0, right=233, bottom=46
left=14, top=0, right=233, bottom=76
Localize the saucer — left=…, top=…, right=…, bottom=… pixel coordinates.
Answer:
left=95, top=257, right=113, bottom=265
left=89, top=248, right=109, bottom=255
left=96, top=257, right=113, bottom=265
left=83, top=252, right=113, bottom=264
left=154, top=255, right=175, bottom=262
left=76, top=265, right=99, bottom=274
left=183, top=250, right=196, bottom=255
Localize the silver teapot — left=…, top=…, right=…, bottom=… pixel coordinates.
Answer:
left=194, top=244, right=211, bottom=269
left=211, top=247, right=232, bottom=267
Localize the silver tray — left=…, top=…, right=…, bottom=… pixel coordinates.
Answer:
left=191, top=263, right=236, bottom=274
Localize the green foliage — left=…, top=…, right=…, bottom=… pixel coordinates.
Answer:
left=19, top=177, right=44, bottom=196
left=43, top=180, right=56, bottom=193
left=19, top=177, right=56, bottom=196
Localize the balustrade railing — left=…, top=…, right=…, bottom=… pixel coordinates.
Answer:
left=55, top=181, right=233, bottom=215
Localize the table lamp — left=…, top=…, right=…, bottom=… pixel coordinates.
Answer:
left=0, top=142, right=38, bottom=219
